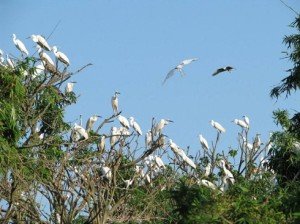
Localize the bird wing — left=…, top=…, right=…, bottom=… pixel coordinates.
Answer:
left=181, top=58, right=198, bottom=65
left=162, top=68, right=177, bottom=85
left=212, top=68, right=225, bottom=76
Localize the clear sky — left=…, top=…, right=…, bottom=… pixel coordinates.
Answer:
left=1, top=1, right=300, bottom=158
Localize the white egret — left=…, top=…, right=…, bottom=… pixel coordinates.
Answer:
left=210, top=120, right=226, bottom=133
left=124, top=179, right=134, bottom=189
left=118, top=115, right=130, bottom=129
left=162, top=58, right=198, bottom=85
left=99, top=135, right=106, bottom=152
left=6, top=54, right=14, bottom=68
left=70, top=128, right=81, bottom=142
left=198, top=179, right=217, bottom=190
left=154, top=119, right=173, bottom=136
left=233, top=119, right=249, bottom=129
left=129, top=117, right=142, bottom=135
left=145, top=130, right=152, bottom=148
left=154, top=155, right=165, bottom=169
left=204, top=163, right=211, bottom=177
left=110, top=127, right=119, bottom=147
left=32, top=63, right=45, bottom=78
left=145, top=174, right=151, bottom=184
left=111, top=91, right=120, bottom=115
left=52, top=46, right=70, bottom=66
left=37, top=46, right=55, bottom=67
left=212, top=66, right=234, bottom=76
left=12, top=34, right=29, bottom=56
left=73, top=123, right=89, bottom=140
left=100, top=166, right=112, bottom=180
left=65, top=82, right=76, bottom=93
left=31, top=34, right=51, bottom=51
left=219, top=160, right=235, bottom=184
left=199, top=134, right=209, bottom=150
left=243, top=115, right=250, bottom=127
left=86, top=115, right=100, bottom=132
left=253, top=134, right=262, bottom=150
left=169, top=139, right=196, bottom=169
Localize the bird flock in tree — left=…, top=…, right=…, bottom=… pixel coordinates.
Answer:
left=0, top=33, right=272, bottom=193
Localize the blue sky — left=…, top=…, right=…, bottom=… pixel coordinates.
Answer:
left=1, top=1, right=300, bottom=158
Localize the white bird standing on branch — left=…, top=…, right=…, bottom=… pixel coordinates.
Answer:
left=12, top=34, right=29, bottom=56
left=118, top=115, right=130, bottom=129
left=233, top=119, right=249, bottom=129
left=243, top=115, right=250, bottom=127
left=198, top=179, right=217, bottom=190
left=212, top=66, right=234, bottom=76
left=154, top=119, right=173, bottom=136
left=6, top=54, right=14, bottom=68
left=100, top=166, right=112, bottom=181
left=129, top=117, right=142, bottom=136
left=31, top=34, right=51, bottom=51
left=145, top=130, right=152, bottom=148
left=204, top=163, right=211, bottom=177
left=37, top=46, right=55, bottom=67
left=169, top=139, right=196, bottom=169
left=210, top=120, right=226, bottom=133
left=111, top=91, right=120, bottom=115
left=52, top=46, right=70, bottom=66
left=86, top=115, right=101, bottom=132
left=162, top=58, right=198, bottom=85
left=219, top=160, right=235, bottom=184
left=65, top=82, right=76, bottom=93
left=199, top=134, right=209, bottom=150
left=73, top=123, right=89, bottom=140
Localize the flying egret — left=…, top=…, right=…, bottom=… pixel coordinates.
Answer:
left=243, top=115, right=250, bottom=127
left=37, top=45, right=55, bottom=67
left=212, top=66, right=234, bottom=76
left=52, top=46, right=70, bottom=66
left=12, top=34, right=29, bottom=56
left=162, top=58, right=198, bottom=85
left=169, top=139, right=196, bottom=169
left=219, top=160, right=235, bottom=184
left=129, top=117, right=142, bottom=135
left=73, top=123, right=89, bottom=140
left=118, top=115, right=130, bottom=129
left=86, top=115, right=101, bottom=132
left=111, top=91, right=120, bottom=115
left=210, top=120, right=226, bottom=133
left=31, top=34, right=51, bottom=51
left=65, top=82, right=76, bottom=93
left=198, top=179, right=217, bottom=190
left=233, top=119, right=249, bottom=129
left=154, top=119, right=173, bottom=136
left=199, top=134, right=209, bottom=150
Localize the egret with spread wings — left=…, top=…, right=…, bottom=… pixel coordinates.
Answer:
left=162, top=58, right=198, bottom=85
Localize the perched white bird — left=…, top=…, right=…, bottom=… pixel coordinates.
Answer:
left=253, top=134, right=262, bottom=150
left=129, top=117, right=142, bottom=136
left=32, top=63, right=45, bottom=78
left=86, top=115, right=100, bottom=132
left=100, top=166, right=112, bottom=180
left=145, top=130, right=152, bottom=148
left=169, top=139, right=196, bottom=169
left=6, top=54, right=14, bottom=68
left=242, top=136, right=253, bottom=150
left=204, top=163, right=211, bottom=177
left=12, top=34, right=29, bottom=56
left=154, top=155, right=165, bottom=169
left=99, top=135, right=106, bottom=152
left=243, top=115, right=250, bottom=127
left=73, top=123, right=89, bottom=140
left=52, top=46, right=70, bottom=66
left=37, top=46, right=55, bottom=67
left=31, top=34, right=51, bottom=51
left=233, top=119, right=249, bottom=129
left=124, top=179, right=134, bottom=189
left=162, top=58, right=198, bottom=85
left=145, top=174, right=151, bottom=184
left=111, top=91, right=120, bottom=115
left=110, top=127, right=119, bottom=147
left=210, top=120, right=226, bottom=133
left=219, top=160, right=235, bottom=184
left=198, top=179, right=217, bottom=190
left=199, top=134, right=209, bottom=150
left=118, top=115, right=130, bottom=129
left=154, top=119, right=173, bottom=136
left=212, top=66, right=234, bottom=76
left=65, top=82, right=76, bottom=93
left=0, top=50, right=4, bottom=66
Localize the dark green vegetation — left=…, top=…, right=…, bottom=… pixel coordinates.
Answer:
left=0, top=15, right=299, bottom=224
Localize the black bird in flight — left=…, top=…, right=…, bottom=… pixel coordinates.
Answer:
left=212, top=66, right=234, bottom=76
